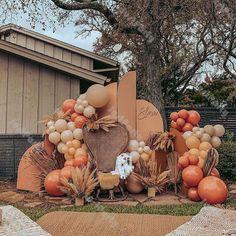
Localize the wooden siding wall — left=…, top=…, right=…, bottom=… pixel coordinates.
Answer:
left=1, top=31, right=93, bottom=70
left=0, top=50, right=81, bottom=134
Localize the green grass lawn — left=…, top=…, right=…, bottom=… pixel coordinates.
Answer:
left=1, top=199, right=236, bottom=222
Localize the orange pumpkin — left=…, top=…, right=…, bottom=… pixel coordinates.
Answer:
left=44, top=170, right=64, bottom=196
left=60, top=166, right=74, bottom=179
left=188, top=187, right=201, bottom=202
left=182, top=165, right=203, bottom=187
left=178, top=109, right=189, bottom=120
left=74, top=155, right=88, bottom=167
left=198, top=176, right=228, bottom=204
left=170, top=112, right=179, bottom=121
left=74, top=115, right=87, bottom=128
left=62, top=99, right=76, bottom=114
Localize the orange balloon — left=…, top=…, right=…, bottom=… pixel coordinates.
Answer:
left=74, top=115, right=87, bottom=128
left=211, top=168, right=220, bottom=178
left=188, top=154, right=199, bottom=165
left=176, top=118, right=185, bottom=127
left=178, top=156, right=190, bottom=169
left=62, top=99, right=76, bottom=114
left=64, top=159, right=74, bottom=167
left=74, top=155, right=88, bottom=167
left=178, top=109, right=189, bottom=120
left=198, top=176, right=228, bottom=204
left=187, top=111, right=201, bottom=125
left=60, top=166, right=74, bottom=179
left=170, top=112, right=179, bottom=121
left=171, top=121, right=178, bottom=129
left=182, top=165, right=203, bottom=187
left=44, top=170, right=64, bottom=196
left=188, top=187, right=201, bottom=202
left=71, top=112, right=78, bottom=122
left=182, top=123, right=193, bottom=132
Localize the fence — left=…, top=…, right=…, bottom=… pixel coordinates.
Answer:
left=0, top=107, right=236, bottom=180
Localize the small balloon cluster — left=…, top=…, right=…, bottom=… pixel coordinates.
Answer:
left=127, top=140, right=152, bottom=163
left=179, top=150, right=228, bottom=204
left=170, top=109, right=201, bottom=132
left=183, top=124, right=225, bottom=167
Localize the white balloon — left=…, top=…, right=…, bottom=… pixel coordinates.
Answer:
left=47, top=126, right=56, bottom=134
left=183, top=131, right=192, bottom=139
left=49, top=132, right=61, bottom=144
left=130, top=151, right=140, bottom=164
left=73, top=128, right=83, bottom=140
left=82, top=100, right=89, bottom=107
left=128, top=140, right=139, bottom=152
left=74, top=104, right=84, bottom=114
left=139, top=141, right=146, bottom=148
left=79, top=93, right=87, bottom=100
left=76, top=98, right=83, bottom=105
left=143, top=146, right=151, bottom=153
left=47, top=120, right=55, bottom=128
left=57, top=142, right=65, bottom=153
left=67, top=122, right=75, bottom=131
left=192, top=127, right=200, bottom=133
left=61, top=130, right=73, bottom=143
left=55, top=119, right=68, bottom=133
left=83, top=105, right=96, bottom=118
left=137, top=147, right=143, bottom=154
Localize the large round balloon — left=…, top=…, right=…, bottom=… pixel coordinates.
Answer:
left=44, top=170, right=64, bottom=196
left=125, top=174, right=144, bottom=194
left=86, top=84, right=109, bottom=108
left=198, top=176, right=228, bottom=204
left=182, top=165, right=203, bottom=187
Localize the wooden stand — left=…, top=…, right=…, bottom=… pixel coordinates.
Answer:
left=148, top=187, right=156, bottom=197
left=75, top=197, right=85, bottom=206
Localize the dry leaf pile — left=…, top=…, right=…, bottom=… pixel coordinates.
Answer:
left=146, top=132, right=175, bottom=152
left=60, top=165, right=99, bottom=199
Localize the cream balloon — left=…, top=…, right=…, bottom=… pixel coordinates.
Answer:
left=75, top=148, right=87, bottom=157
left=76, top=98, right=83, bottom=105
left=66, top=141, right=73, bottom=148
left=141, top=152, right=150, bottom=162
left=67, top=122, right=75, bottom=131
left=195, top=131, right=203, bottom=139
left=61, top=145, right=69, bottom=154
left=137, top=147, right=143, bottom=154
left=57, top=142, right=65, bottom=153
left=47, top=120, right=55, bottom=128
left=214, top=125, right=225, bottom=137
left=204, top=125, right=215, bottom=136
left=79, top=93, right=87, bottom=101
left=68, top=147, right=76, bottom=156
left=128, top=140, right=139, bottom=152
left=72, top=140, right=81, bottom=149
left=211, top=136, right=221, bottom=148
left=48, top=132, right=61, bottom=144
left=82, top=100, right=89, bottom=107
left=73, top=128, right=83, bottom=140
left=61, top=130, right=73, bottom=143
left=55, top=119, right=68, bottom=133
left=192, top=127, right=200, bottom=133
left=130, top=151, right=140, bottom=164
left=139, top=141, right=146, bottom=148
left=143, top=146, right=151, bottom=153
left=86, top=84, right=109, bottom=108
left=83, top=105, right=96, bottom=118
left=183, top=131, right=192, bottom=139
left=74, top=104, right=84, bottom=114
left=47, top=126, right=56, bottom=134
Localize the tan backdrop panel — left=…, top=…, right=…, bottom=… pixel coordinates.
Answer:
left=98, top=82, right=118, bottom=120
left=118, top=71, right=136, bottom=139
left=136, top=99, right=164, bottom=141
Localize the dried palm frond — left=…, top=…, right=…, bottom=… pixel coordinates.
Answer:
left=167, top=151, right=181, bottom=194
left=146, top=132, right=175, bottom=153
left=133, top=169, right=171, bottom=193
left=86, top=115, right=117, bottom=132
left=202, top=148, right=219, bottom=176
left=28, top=143, right=64, bottom=188
left=59, top=165, right=99, bottom=199
left=39, top=110, right=71, bottom=125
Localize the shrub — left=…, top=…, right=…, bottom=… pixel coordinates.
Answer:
left=218, top=142, right=236, bottom=182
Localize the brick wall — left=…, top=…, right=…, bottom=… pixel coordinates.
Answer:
left=0, top=135, right=42, bottom=180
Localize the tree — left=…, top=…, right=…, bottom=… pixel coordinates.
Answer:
left=2, top=0, right=236, bottom=127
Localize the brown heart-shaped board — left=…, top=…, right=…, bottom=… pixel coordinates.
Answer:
left=83, top=123, right=129, bottom=173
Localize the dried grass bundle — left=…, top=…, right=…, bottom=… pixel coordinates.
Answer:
left=86, top=115, right=117, bottom=132
left=39, top=110, right=71, bottom=125
left=146, top=132, right=175, bottom=152
left=59, top=165, right=99, bottom=199
left=28, top=143, right=64, bottom=188
left=202, top=148, right=219, bottom=177
left=167, top=151, right=181, bottom=194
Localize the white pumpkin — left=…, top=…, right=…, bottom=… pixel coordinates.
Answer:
left=214, top=125, right=225, bottom=137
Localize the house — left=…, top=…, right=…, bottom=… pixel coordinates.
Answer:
left=0, top=24, right=119, bottom=179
